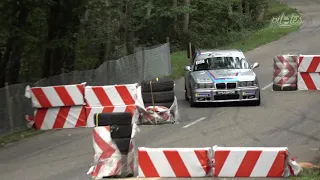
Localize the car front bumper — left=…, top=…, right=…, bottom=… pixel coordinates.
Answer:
left=191, top=87, right=260, bottom=103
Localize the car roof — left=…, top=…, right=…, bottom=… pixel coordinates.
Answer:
left=196, top=49, right=243, bottom=56
left=195, top=49, right=245, bottom=60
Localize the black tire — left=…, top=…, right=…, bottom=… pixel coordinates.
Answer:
left=272, top=84, right=297, bottom=91
left=189, top=91, right=197, bottom=107
left=141, top=78, right=174, bottom=92
left=125, top=174, right=134, bottom=178
left=142, top=90, right=175, bottom=103
left=110, top=125, right=132, bottom=139
left=185, top=85, right=189, bottom=101
left=94, top=112, right=132, bottom=126
left=144, top=102, right=173, bottom=108
left=251, top=93, right=261, bottom=106
left=113, top=138, right=131, bottom=154
left=103, top=174, right=134, bottom=178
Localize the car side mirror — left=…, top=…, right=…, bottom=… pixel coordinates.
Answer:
left=252, top=62, right=259, bottom=69
left=184, top=66, right=191, bottom=71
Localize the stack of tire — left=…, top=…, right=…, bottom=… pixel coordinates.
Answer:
left=273, top=54, right=298, bottom=91
left=94, top=112, right=133, bottom=178
left=141, top=78, right=175, bottom=108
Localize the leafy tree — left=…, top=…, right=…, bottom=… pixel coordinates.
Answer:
left=0, top=0, right=271, bottom=87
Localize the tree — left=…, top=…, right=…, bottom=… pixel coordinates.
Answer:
left=1, top=0, right=29, bottom=85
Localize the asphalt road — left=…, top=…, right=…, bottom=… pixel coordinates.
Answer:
left=1, top=0, right=320, bottom=180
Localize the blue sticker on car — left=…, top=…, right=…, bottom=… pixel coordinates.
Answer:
left=196, top=93, right=211, bottom=97
left=243, top=91, right=256, bottom=95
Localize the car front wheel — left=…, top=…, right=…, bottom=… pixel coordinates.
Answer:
left=189, top=90, right=197, bottom=107
left=251, top=92, right=261, bottom=106
left=185, top=85, right=189, bottom=101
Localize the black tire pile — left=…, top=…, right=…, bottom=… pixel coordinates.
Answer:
left=141, top=78, right=175, bottom=108
left=94, top=112, right=133, bottom=178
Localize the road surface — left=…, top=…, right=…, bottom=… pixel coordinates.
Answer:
left=0, top=0, right=320, bottom=179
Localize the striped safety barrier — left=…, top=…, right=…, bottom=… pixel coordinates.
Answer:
left=137, top=146, right=301, bottom=178
left=88, top=126, right=134, bottom=179
left=273, top=55, right=298, bottom=91
left=33, top=106, right=87, bottom=130
left=138, top=147, right=213, bottom=177
left=298, top=55, right=320, bottom=90
left=213, top=146, right=288, bottom=177
left=25, top=83, right=140, bottom=129
left=26, top=83, right=86, bottom=108
left=84, top=84, right=138, bottom=107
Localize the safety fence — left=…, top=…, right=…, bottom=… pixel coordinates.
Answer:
left=273, top=54, right=320, bottom=91
left=0, top=43, right=171, bottom=136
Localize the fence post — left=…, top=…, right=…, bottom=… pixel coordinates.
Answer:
left=166, top=37, right=170, bottom=44
left=5, top=82, right=14, bottom=133
left=142, top=46, right=145, bottom=80
left=166, top=37, right=172, bottom=75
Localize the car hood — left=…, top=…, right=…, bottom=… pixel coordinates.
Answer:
left=190, top=69, right=256, bottom=83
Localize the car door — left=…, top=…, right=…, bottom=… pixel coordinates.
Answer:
left=185, top=54, right=196, bottom=90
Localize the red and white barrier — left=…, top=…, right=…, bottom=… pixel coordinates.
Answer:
left=213, top=146, right=288, bottom=177
left=138, top=147, right=213, bottom=177
left=25, top=83, right=86, bottom=108
left=298, top=55, right=320, bottom=90
left=136, top=95, right=179, bottom=125
left=298, top=55, right=320, bottom=72
left=85, top=105, right=138, bottom=127
left=273, top=55, right=298, bottom=89
left=85, top=84, right=138, bottom=107
left=127, top=140, right=135, bottom=174
left=33, top=106, right=87, bottom=130
left=297, top=72, right=320, bottom=90
left=88, top=127, right=135, bottom=179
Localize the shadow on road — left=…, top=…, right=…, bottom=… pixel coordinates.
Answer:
left=177, top=99, right=259, bottom=108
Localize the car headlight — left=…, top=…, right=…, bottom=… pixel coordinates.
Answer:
left=239, top=81, right=257, bottom=87
left=194, top=83, right=214, bottom=89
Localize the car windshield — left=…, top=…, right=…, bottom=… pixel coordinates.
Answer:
left=193, top=56, right=251, bottom=71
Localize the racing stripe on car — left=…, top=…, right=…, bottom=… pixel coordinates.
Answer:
left=206, top=71, right=216, bottom=82
left=206, top=71, right=238, bottom=83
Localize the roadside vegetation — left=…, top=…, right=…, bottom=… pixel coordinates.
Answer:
left=291, top=168, right=320, bottom=180
left=0, top=0, right=300, bottom=87
left=0, top=128, right=43, bottom=146
left=170, top=0, right=302, bottom=79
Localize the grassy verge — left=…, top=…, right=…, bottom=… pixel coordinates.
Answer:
left=0, top=128, right=44, bottom=147
left=291, top=169, right=320, bottom=180
left=170, top=0, right=302, bottom=79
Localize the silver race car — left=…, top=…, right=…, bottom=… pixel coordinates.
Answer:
left=184, top=49, right=261, bottom=107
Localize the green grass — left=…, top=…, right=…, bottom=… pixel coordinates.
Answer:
left=170, top=51, right=190, bottom=79
left=291, top=169, right=320, bottom=180
left=226, top=24, right=300, bottom=52
left=0, top=128, right=44, bottom=147
left=266, top=0, right=300, bottom=19
left=170, top=0, right=302, bottom=79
